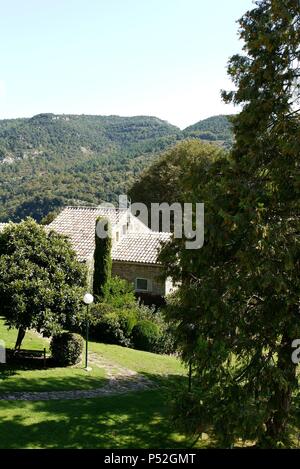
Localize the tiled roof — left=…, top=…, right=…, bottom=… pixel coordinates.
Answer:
left=112, top=232, right=171, bottom=265
left=48, top=206, right=171, bottom=264
left=48, top=206, right=128, bottom=261
left=50, top=206, right=127, bottom=227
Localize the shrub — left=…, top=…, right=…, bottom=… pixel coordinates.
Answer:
left=91, top=311, right=130, bottom=346
left=102, top=276, right=136, bottom=307
left=89, top=303, right=138, bottom=347
left=118, top=309, right=138, bottom=337
left=132, top=320, right=162, bottom=352
left=87, top=282, right=177, bottom=354
left=136, top=305, right=177, bottom=354
left=50, top=332, right=83, bottom=366
left=155, top=328, right=177, bottom=355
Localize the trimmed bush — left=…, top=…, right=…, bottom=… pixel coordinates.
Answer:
left=132, top=320, right=162, bottom=352
left=50, top=332, right=83, bottom=366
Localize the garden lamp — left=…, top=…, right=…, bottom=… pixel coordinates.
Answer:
left=83, top=292, right=94, bottom=370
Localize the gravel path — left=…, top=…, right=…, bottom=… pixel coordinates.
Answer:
left=0, top=352, right=155, bottom=401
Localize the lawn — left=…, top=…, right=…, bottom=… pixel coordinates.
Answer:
left=0, top=318, right=197, bottom=449
left=0, top=363, right=106, bottom=393
left=0, top=317, right=49, bottom=351
left=0, top=390, right=203, bottom=449
left=0, top=318, right=106, bottom=392
left=0, top=318, right=186, bottom=392
left=90, top=341, right=186, bottom=377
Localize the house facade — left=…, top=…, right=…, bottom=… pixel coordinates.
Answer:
left=47, top=206, right=173, bottom=298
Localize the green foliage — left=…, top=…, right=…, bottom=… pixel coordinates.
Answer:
left=0, top=114, right=181, bottom=222
left=129, top=139, right=225, bottom=229
left=0, top=219, right=87, bottom=336
left=0, top=114, right=233, bottom=223
left=159, top=0, right=300, bottom=448
left=88, top=277, right=175, bottom=353
left=137, top=304, right=177, bottom=354
left=183, top=115, right=233, bottom=148
left=40, top=210, right=60, bottom=226
left=89, top=304, right=137, bottom=347
left=118, top=309, right=138, bottom=338
left=50, top=332, right=84, bottom=366
left=89, top=276, right=138, bottom=346
left=92, top=217, right=112, bottom=299
left=132, top=320, right=162, bottom=352
left=101, top=276, right=136, bottom=308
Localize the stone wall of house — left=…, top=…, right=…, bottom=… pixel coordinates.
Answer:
left=112, top=261, right=166, bottom=296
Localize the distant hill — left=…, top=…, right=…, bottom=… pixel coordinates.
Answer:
left=0, top=114, right=181, bottom=221
left=183, top=115, right=233, bottom=148
left=0, top=113, right=234, bottom=222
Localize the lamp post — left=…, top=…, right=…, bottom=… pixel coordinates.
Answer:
left=83, top=292, right=94, bottom=371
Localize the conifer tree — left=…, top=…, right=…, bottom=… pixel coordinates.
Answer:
left=93, top=217, right=112, bottom=299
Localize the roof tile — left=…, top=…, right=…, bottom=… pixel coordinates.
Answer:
left=112, top=232, right=171, bottom=264
left=48, top=206, right=171, bottom=264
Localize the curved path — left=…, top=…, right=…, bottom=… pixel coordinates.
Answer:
left=0, top=353, right=155, bottom=401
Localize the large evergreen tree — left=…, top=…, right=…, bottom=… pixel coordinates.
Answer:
left=160, top=0, right=300, bottom=447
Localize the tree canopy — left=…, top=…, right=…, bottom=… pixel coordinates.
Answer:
left=158, top=0, right=300, bottom=447
left=0, top=114, right=232, bottom=223
left=0, top=219, right=87, bottom=346
left=129, top=139, right=226, bottom=229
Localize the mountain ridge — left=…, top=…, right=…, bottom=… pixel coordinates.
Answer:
left=0, top=113, right=233, bottom=222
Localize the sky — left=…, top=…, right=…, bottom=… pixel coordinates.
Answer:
left=0, top=0, right=254, bottom=129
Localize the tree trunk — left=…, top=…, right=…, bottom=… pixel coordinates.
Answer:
left=265, top=332, right=297, bottom=445
left=14, top=328, right=26, bottom=350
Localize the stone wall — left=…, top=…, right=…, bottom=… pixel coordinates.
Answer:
left=112, top=261, right=166, bottom=296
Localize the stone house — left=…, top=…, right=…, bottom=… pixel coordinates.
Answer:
left=48, top=206, right=173, bottom=299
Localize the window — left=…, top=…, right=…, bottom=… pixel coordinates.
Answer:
left=116, top=232, right=119, bottom=242
left=122, top=224, right=127, bottom=235
left=135, top=278, right=148, bottom=291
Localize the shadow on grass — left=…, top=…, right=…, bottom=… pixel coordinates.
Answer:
left=0, top=383, right=196, bottom=449
left=0, top=348, right=189, bottom=393
left=0, top=366, right=17, bottom=379
left=0, top=350, right=48, bottom=382
left=0, top=350, right=107, bottom=392
left=141, top=371, right=188, bottom=388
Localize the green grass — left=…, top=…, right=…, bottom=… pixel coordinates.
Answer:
left=90, top=341, right=187, bottom=377
left=0, top=318, right=106, bottom=392
left=0, top=390, right=203, bottom=449
left=0, top=318, right=195, bottom=448
left=0, top=317, right=49, bottom=351
left=0, top=318, right=187, bottom=392
left=0, top=363, right=106, bottom=393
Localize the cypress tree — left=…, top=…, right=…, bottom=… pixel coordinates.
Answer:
left=92, top=217, right=112, bottom=299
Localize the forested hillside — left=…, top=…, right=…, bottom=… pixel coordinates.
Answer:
left=183, top=114, right=233, bottom=147
left=0, top=113, right=233, bottom=222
